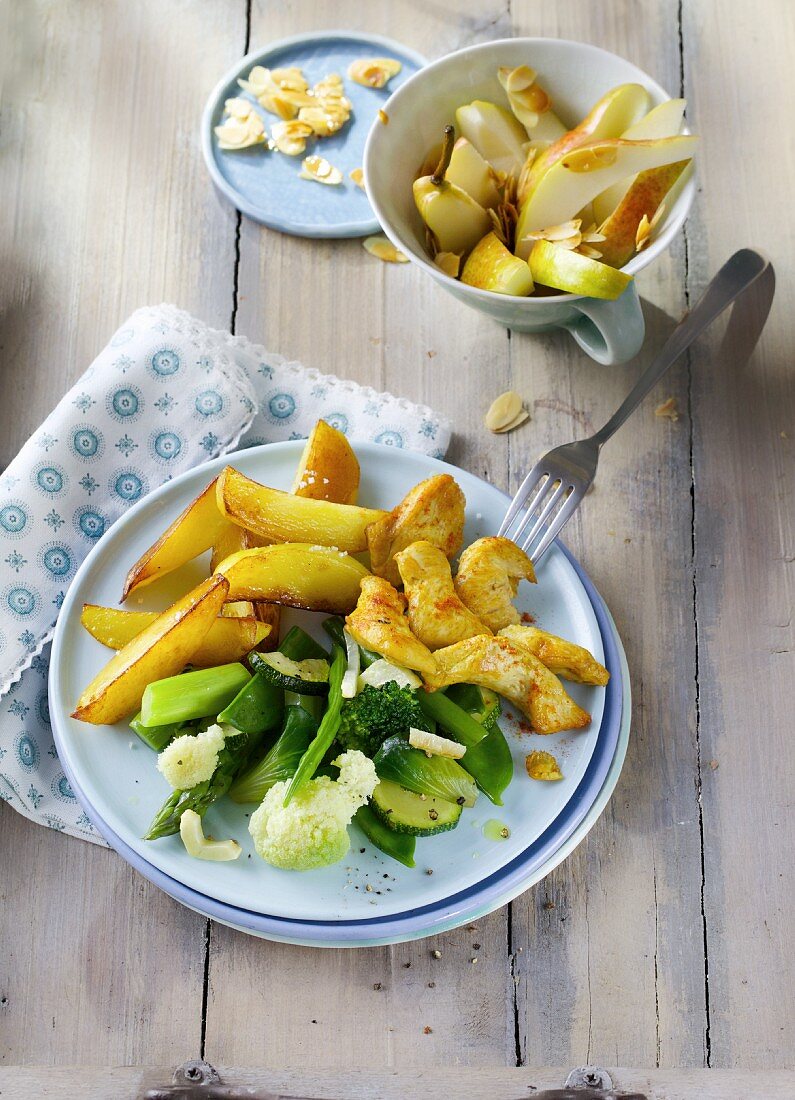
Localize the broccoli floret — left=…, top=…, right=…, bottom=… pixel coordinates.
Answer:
left=335, top=682, right=431, bottom=757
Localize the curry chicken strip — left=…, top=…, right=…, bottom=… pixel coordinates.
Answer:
left=345, top=575, right=438, bottom=677
left=394, top=540, right=491, bottom=650
left=454, top=537, right=536, bottom=632
left=424, top=634, right=590, bottom=734
left=366, top=474, right=466, bottom=588
left=500, top=624, right=610, bottom=686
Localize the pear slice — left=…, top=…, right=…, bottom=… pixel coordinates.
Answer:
left=461, top=232, right=534, bottom=296
left=517, top=83, right=651, bottom=206
left=528, top=239, right=631, bottom=299
left=446, top=139, right=502, bottom=209
left=597, top=159, right=690, bottom=267
left=413, top=126, right=492, bottom=255
left=497, top=66, right=568, bottom=142
left=455, top=100, right=528, bottom=175
left=592, top=98, right=687, bottom=223
left=514, top=134, right=698, bottom=257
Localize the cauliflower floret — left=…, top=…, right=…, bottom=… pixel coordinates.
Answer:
left=157, top=723, right=226, bottom=790
left=249, top=750, right=377, bottom=871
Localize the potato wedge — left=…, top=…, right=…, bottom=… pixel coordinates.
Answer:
left=367, top=474, right=466, bottom=587
left=217, top=466, right=385, bottom=552
left=214, top=543, right=370, bottom=614
left=73, top=575, right=229, bottom=725
left=80, top=603, right=271, bottom=667
left=123, top=478, right=226, bottom=601
left=211, top=521, right=256, bottom=617
left=251, top=600, right=281, bottom=652
left=292, top=419, right=360, bottom=504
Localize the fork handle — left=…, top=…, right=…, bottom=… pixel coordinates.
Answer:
left=590, top=249, right=773, bottom=447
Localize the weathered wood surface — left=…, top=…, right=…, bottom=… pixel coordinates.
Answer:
left=1, top=0, right=793, bottom=1077
left=1, top=1065, right=792, bottom=1100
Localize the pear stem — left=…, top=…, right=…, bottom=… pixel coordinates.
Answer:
left=430, top=125, right=456, bottom=185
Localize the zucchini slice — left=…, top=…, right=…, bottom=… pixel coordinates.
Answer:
left=371, top=779, right=461, bottom=836
left=250, top=651, right=330, bottom=695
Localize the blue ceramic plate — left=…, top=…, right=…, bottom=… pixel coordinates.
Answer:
left=50, top=443, right=627, bottom=944
left=201, top=32, right=425, bottom=236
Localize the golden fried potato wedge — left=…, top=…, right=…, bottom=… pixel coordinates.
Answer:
left=292, top=419, right=360, bottom=504
left=251, top=600, right=281, bottom=652
left=214, top=543, right=369, bottom=614
left=500, top=624, right=609, bottom=685
left=454, top=537, right=536, bottom=631
left=211, top=521, right=256, bottom=617
left=122, top=478, right=227, bottom=601
left=367, top=474, right=466, bottom=587
left=217, top=466, right=385, bottom=552
left=73, top=575, right=229, bottom=725
left=80, top=603, right=270, bottom=667
left=395, top=540, right=490, bottom=650
left=424, top=634, right=590, bottom=734
left=346, top=575, right=438, bottom=676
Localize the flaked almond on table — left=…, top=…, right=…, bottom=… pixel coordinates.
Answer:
left=485, top=390, right=530, bottom=434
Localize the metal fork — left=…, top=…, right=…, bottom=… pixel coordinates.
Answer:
left=499, top=248, right=773, bottom=564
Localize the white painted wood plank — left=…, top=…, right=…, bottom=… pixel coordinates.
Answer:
left=682, top=0, right=795, bottom=1068
left=507, top=0, right=707, bottom=1068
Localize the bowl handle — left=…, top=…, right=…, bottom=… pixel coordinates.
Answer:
left=564, top=281, right=645, bottom=365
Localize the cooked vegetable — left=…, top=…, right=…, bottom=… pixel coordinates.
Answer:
left=229, top=705, right=319, bottom=803
left=370, top=778, right=461, bottom=836
left=395, top=540, right=490, bottom=650
left=454, top=537, right=536, bottom=632
left=423, top=687, right=513, bottom=806
left=346, top=576, right=438, bottom=676
left=216, top=672, right=285, bottom=735
left=216, top=466, right=386, bottom=551
left=445, top=684, right=501, bottom=728
left=335, top=682, right=431, bottom=757
left=214, top=543, right=370, bottom=615
left=425, top=635, right=590, bottom=734
left=499, top=624, right=609, bottom=685
left=279, top=625, right=329, bottom=662
left=366, top=474, right=466, bottom=587
left=415, top=690, right=488, bottom=747
left=179, top=809, right=242, bottom=861
left=140, top=662, right=251, bottom=727
left=80, top=604, right=270, bottom=666
left=322, top=615, right=380, bottom=668
left=130, top=713, right=195, bottom=753
left=341, top=629, right=360, bottom=699
left=354, top=803, right=416, bottom=866
left=358, top=658, right=421, bottom=691
left=250, top=651, right=330, bottom=695
left=283, top=644, right=347, bottom=804
left=249, top=750, right=377, bottom=870
left=157, top=723, right=228, bottom=789
left=122, top=478, right=227, bottom=600
left=374, top=736, right=477, bottom=807
left=72, top=575, right=230, bottom=725
left=408, top=727, right=466, bottom=759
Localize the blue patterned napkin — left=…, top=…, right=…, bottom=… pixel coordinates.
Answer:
left=0, top=304, right=451, bottom=842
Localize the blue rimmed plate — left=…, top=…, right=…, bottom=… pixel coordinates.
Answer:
left=50, top=443, right=627, bottom=944
left=201, top=32, right=425, bottom=236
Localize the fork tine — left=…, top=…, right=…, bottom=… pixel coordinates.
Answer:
left=526, top=489, right=582, bottom=564
left=506, top=475, right=557, bottom=545
left=518, top=480, right=570, bottom=555
left=498, top=463, right=551, bottom=537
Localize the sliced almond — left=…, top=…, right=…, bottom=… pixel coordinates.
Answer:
left=525, top=750, right=563, bottom=781
left=299, top=155, right=343, bottom=185
left=270, top=119, right=314, bottom=156
left=485, top=390, right=524, bottom=432
left=349, top=167, right=365, bottom=189
left=655, top=396, right=680, bottom=421
left=434, top=251, right=461, bottom=278
left=348, top=57, right=402, bottom=89
left=493, top=409, right=530, bottom=434
left=224, top=96, right=256, bottom=120
left=298, top=105, right=345, bottom=137
left=215, top=113, right=266, bottom=151
left=378, top=108, right=389, bottom=125
left=363, top=235, right=408, bottom=263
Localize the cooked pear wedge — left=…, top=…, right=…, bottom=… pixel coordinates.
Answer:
left=73, top=575, right=229, bottom=725
left=528, top=239, right=632, bottom=298
left=592, top=98, right=687, bottom=223
left=413, top=125, right=492, bottom=255
left=517, top=83, right=651, bottom=206
left=461, top=232, right=534, bottom=296
left=445, top=138, right=501, bottom=209
left=515, top=134, right=697, bottom=256
left=455, top=100, right=528, bottom=175
left=597, top=159, right=690, bottom=268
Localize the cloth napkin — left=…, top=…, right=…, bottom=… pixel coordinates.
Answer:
left=0, top=304, right=451, bottom=842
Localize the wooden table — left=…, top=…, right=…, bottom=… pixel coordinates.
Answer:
left=1, top=2, right=792, bottom=1094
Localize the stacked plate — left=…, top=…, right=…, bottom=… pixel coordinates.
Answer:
left=50, top=443, right=630, bottom=947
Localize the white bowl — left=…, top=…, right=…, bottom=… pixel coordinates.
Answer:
left=364, top=37, right=695, bottom=365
